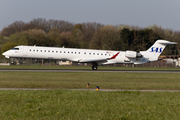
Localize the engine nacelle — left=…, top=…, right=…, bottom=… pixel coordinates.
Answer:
left=125, top=51, right=142, bottom=58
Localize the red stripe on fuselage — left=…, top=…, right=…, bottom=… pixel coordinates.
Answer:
left=110, top=52, right=120, bottom=59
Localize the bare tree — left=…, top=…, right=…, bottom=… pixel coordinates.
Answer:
left=49, top=20, right=74, bottom=33
left=0, top=21, right=24, bottom=36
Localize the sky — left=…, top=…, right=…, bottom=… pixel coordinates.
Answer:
left=0, top=0, right=180, bottom=31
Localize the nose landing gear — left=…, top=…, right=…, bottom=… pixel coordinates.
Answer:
left=92, top=62, right=98, bottom=70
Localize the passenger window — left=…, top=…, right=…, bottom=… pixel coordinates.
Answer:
left=52, top=51, right=54, bottom=53
left=29, top=49, right=31, bottom=51
left=40, top=50, right=42, bottom=52
left=44, top=50, right=46, bottom=52
left=79, top=52, right=80, bottom=54
left=93, top=53, right=95, bottom=55
left=64, top=51, right=66, bottom=53
left=84, top=52, right=86, bottom=54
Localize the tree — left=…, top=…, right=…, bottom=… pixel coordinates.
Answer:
left=89, top=30, right=103, bottom=50
left=47, top=28, right=62, bottom=47
left=0, top=21, right=24, bottom=36
left=90, top=25, right=122, bottom=50
left=120, top=28, right=134, bottom=50
left=0, top=35, right=8, bottom=44
left=27, top=18, right=51, bottom=33
left=1, top=42, right=18, bottom=53
left=81, top=22, right=103, bottom=48
left=49, top=20, right=74, bottom=33
left=0, top=27, right=11, bottom=37
left=71, top=24, right=83, bottom=48
left=18, top=32, right=36, bottom=45
left=25, top=29, right=55, bottom=46
left=60, top=32, right=76, bottom=47
left=9, top=33, right=23, bottom=43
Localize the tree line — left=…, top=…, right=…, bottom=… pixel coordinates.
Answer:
left=0, top=18, right=179, bottom=58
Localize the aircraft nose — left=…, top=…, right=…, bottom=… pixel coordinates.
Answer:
left=2, top=51, right=10, bottom=58
left=2, top=52, right=6, bottom=56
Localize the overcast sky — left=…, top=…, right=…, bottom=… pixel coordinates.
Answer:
left=0, top=0, right=180, bottom=31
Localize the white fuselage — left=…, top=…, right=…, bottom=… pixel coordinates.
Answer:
left=3, top=45, right=149, bottom=65
left=2, top=40, right=177, bottom=70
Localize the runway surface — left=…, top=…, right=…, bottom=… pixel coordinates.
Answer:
left=1, top=69, right=180, bottom=73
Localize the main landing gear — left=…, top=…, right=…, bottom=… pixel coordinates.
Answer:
left=92, top=62, right=98, bottom=70
left=92, top=65, right=98, bottom=70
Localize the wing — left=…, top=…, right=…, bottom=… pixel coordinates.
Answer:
left=78, top=52, right=120, bottom=63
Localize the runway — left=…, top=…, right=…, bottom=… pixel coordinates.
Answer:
left=0, top=69, right=180, bottom=73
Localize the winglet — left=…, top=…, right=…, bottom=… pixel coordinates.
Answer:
left=110, top=52, right=120, bottom=59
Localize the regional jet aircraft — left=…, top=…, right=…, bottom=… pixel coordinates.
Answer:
left=2, top=40, right=176, bottom=70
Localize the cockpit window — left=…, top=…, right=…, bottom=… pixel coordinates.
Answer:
left=11, top=48, right=19, bottom=50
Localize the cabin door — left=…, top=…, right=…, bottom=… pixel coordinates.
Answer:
left=22, top=47, right=28, bottom=56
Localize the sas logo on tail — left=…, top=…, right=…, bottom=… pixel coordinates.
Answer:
left=150, top=47, right=163, bottom=53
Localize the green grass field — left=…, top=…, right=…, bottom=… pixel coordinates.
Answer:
left=0, top=71, right=180, bottom=90
left=1, top=90, right=180, bottom=120
left=1, top=65, right=180, bottom=119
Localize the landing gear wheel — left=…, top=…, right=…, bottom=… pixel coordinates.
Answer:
left=92, top=66, right=97, bottom=70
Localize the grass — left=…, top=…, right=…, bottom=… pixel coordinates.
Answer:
left=1, top=66, right=180, bottom=119
left=1, top=90, right=180, bottom=120
left=0, top=72, right=180, bottom=90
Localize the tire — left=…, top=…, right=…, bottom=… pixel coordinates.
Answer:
left=92, top=66, right=97, bottom=70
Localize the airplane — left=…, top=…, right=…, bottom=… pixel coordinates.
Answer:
left=2, top=40, right=177, bottom=70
